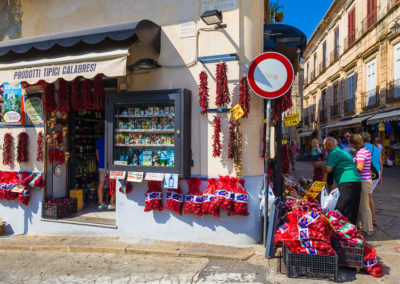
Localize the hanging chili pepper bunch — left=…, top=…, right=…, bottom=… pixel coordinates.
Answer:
left=271, top=88, right=293, bottom=122
left=94, top=75, right=105, bottom=111
left=83, top=79, right=93, bottom=110
left=231, top=178, right=249, bottom=216
left=0, top=88, right=4, bottom=121
left=198, top=71, right=209, bottom=115
left=109, top=177, right=116, bottom=196
left=144, top=180, right=163, bottom=212
left=282, top=143, right=290, bottom=175
left=239, top=75, right=251, bottom=118
left=201, top=178, right=220, bottom=218
left=2, top=133, right=13, bottom=166
left=212, top=116, right=222, bottom=158
left=228, top=118, right=236, bottom=159
left=215, top=62, right=231, bottom=107
left=57, top=79, right=69, bottom=113
left=184, top=178, right=203, bottom=216
left=48, top=147, right=65, bottom=164
left=17, top=189, right=30, bottom=206
left=233, top=121, right=243, bottom=179
left=71, top=78, right=82, bottom=111
left=36, top=131, right=44, bottom=162
left=16, top=132, right=29, bottom=163
left=44, top=83, right=57, bottom=113
left=165, top=181, right=183, bottom=215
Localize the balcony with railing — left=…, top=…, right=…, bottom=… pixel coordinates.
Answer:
left=330, top=104, right=339, bottom=117
left=344, top=32, right=356, bottom=51
left=361, top=10, right=377, bottom=34
left=386, top=79, right=400, bottom=103
left=344, top=98, right=355, bottom=114
left=330, top=47, right=340, bottom=64
left=319, top=108, right=327, bottom=123
left=362, top=89, right=380, bottom=109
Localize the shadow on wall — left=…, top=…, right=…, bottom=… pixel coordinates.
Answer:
left=0, top=0, right=23, bottom=40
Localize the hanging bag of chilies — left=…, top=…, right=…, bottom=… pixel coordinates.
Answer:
left=202, top=178, right=220, bottom=218
left=184, top=178, right=203, bottom=216
left=165, top=181, right=184, bottom=215
left=232, top=178, right=250, bottom=216
left=144, top=181, right=163, bottom=212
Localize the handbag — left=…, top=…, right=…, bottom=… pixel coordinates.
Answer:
left=370, top=147, right=379, bottom=180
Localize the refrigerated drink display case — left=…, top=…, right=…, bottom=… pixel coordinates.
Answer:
left=106, top=89, right=191, bottom=178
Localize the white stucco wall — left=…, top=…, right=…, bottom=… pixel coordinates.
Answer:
left=0, top=0, right=265, bottom=245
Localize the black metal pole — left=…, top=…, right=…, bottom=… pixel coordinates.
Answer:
left=274, top=114, right=283, bottom=198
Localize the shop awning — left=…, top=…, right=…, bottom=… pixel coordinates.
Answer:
left=299, top=130, right=316, bottom=137
left=0, top=19, right=160, bottom=85
left=366, top=109, right=400, bottom=125
left=327, top=115, right=372, bottom=130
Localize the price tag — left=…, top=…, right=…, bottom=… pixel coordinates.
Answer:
left=110, top=171, right=126, bottom=180
left=304, top=181, right=326, bottom=199
left=145, top=172, right=165, bottom=181
left=284, top=114, right=300, bottom=127
left=127, top=172, right=144, bottom=183
left=164, top=174, right=179, bottom=189
left=230, top=104, right=245, bottom=120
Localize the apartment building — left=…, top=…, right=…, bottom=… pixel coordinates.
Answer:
left=302, top=0, right=400, bottom=156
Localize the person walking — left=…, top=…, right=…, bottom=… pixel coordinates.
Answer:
left=361, top=132, right=383, bottom=226
left=323, top=137, right=362, bottom=225
left=349, top=134, right=373, bottom=236
left=289, top=141, right=298, bottom=172
left=341, top=130, right=353, bottom=156
left=311, top=138, right=324, bottom=181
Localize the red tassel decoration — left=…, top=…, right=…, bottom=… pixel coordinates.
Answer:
left=212, top=116, right=222, bottom=158
left=94, top=75, right=104, bottom=111
left=17, top=132, right=29, bottom=163
left=215, top=62, right=231, bottom=107
left=239, top=76, right=251, bottom=118
left=71, top=78, right=82, bottom=111
left=198, top=71, right=209, bottom=115
left=272, top=88, right=292, bottom=122
left=2, top=133, right=13, bottom=166
left=44, top=83, right=57, bottom=113
left=36, top=131, right=44, bottom=162
left=228, top=118, right=236, bottom=159
left=57, top=79, right=69, bottom=113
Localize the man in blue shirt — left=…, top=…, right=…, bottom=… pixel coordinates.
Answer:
left=96, top=135, right=114, bottom=210
left=361, top=132, right=382, bottom=226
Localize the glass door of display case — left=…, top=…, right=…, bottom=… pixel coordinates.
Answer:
left=106, top=89, right=191, bottom=178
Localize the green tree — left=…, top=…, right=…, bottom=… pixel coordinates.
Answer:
left=269, top=1, right=284, bottom=24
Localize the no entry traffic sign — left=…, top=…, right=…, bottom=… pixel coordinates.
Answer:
left=247, top=52, right=294, bottom=99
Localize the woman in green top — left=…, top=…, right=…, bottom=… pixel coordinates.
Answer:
left=323, top=137, right=362, bottom=225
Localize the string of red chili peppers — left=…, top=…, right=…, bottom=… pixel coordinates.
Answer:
left=57, top=79, right=69, bottom=114
left=2, top=133, right=13, bottom=166
left=94, top=75, right=105, bottom=111
left=71, top=78, right=82, bottom=111
left=198, top=71, right=209, bottom=115
left=228, top=118, right=236, bottom=159
left=44, top=83, right=56, bottom=113
left=212, top=116, right=222, bottom=158
left=215, top=62, right=231, bottom=107
left=17, top=132, right=29, bottom=163
left=271, top=88, right=293, bottom=122
left=83, top=79, right=93, bottom=110
left=239, top=75, right=250, bottom=118
left=36, top=131, right=44, bottom=162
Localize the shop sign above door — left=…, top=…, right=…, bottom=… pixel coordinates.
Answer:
left=201, top=0, right=238, bottom=13
left=247, top=52, right=294, bottom=99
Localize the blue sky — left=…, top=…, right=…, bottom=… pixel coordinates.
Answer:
left=278, top=0, right=334, bottom=41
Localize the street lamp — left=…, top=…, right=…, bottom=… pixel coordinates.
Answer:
left=201, top=9, right=227, bottom=29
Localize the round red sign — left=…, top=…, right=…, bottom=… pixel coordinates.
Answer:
left=247, top=52, right=294, bottom=99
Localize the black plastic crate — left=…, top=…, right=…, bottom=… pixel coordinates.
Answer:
left=283, top=245, right=338, bottom=282
left=332, top=239, right=364, bottom=269
left=42, top=198, right=77, bottom=219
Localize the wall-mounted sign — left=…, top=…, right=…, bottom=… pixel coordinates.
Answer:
left=23, top=94, right=44, bottom=125
left=180, top=20, right=196, bottom=38
left=127, top=172, right=144, bottom=183
left=201, top=0, right=238, bottom=13
left=1, top=83, right=22, bottom=124
left=230, top=104, right=244, bottom=120
left=284, top=114, right=300, bottom=127
left=247, top=52, right=294, bottom=99
left=110, top=171, right=126, bottom=180
left=164, top=173, right=179, bottom=189
left=145, top=172, right=165, bottom=181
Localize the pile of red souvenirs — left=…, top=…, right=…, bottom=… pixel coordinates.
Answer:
left=143, top=176, right=250, bottom=218
left=275, top=198, right=382, bottom=278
